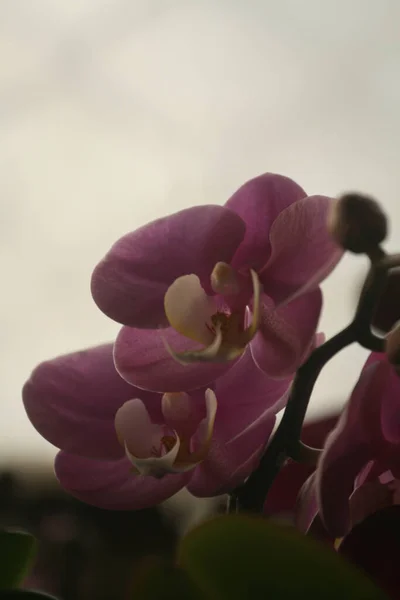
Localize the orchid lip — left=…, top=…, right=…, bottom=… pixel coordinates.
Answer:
left=115, top=389, right=217, bottom=479
left=164, top=268, right=261, bottom=365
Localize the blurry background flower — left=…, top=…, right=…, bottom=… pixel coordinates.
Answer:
left=0, top=468, right=180, bottom=599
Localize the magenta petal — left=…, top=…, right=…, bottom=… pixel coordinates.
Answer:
left=379, top=364, right=400, bottom=444
left=114, top=325, right=232, bottom=393
left=349, top=480, right=394, bottom=528
left=162, top=390, right=206, bottom=438
left=213, top=348, right=291, bottom=435
left=55, top=452, right=190, bottom=510
left=316, top=360, right=388, bottom=537
left=23, top=344, right=161, bottom=459
left=262, top=195, right=343, bottom=304
left=91, top=205, right=245, bottom=328
left=226, top=173, right=306, bottom=271
left=187, top=350, right=291, bottom=496
left=295, top=473, right=319, bottom=533
left=250, top=289, right=322, bottom=378
left=188, top=415, right=276, bottom=497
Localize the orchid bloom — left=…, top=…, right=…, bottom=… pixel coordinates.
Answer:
left=296, top=352, right=400, bottom=540
left=91, top=173, right=342, bottom=392
left=115, top=390, right=217, bottom=479
left=23, top=344, right=291, bottom=510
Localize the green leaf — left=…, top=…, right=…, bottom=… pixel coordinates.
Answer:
left=133, top=557, right=206, bottom=599
left=178, top=515, right=388, bottom=599
left=0, top=530, right=37, bottom=590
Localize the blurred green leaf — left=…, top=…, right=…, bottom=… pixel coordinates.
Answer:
left=133, top=557, right=205, bottom=599
left=0, top=530, right=37, bottom=590
left=178, top=515, right=388, bottom=599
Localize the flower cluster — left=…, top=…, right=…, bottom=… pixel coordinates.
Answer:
left=23, top=173, right=341, bottom=509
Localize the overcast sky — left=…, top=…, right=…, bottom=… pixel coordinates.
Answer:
left=1, top=0, right=400, bottom=465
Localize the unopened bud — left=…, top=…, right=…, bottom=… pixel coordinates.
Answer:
left=328, top=193, right=387, bottom=254
left=385, top=324, right=400, bottom=369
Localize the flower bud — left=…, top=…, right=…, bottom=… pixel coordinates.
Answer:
left=385, top=324, right=400, bottom=369
left=328, top=193, right=387, bottom=254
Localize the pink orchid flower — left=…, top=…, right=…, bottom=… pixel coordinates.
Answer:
left=296, top=352, right=400, bottom=539
left=91, top=173, right=342, bottom=393
left=23, top=344, right=291, bottom=510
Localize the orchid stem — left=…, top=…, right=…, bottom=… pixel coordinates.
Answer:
left=232, top=247, right=394, bottom=514
left=234, top=325, right=354, bottom=512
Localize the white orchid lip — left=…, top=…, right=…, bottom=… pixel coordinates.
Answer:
left=115, top=390, right=217, bottom=479
left=124, top=434, right=181, bottom=479
left=163, top=274, right=216, bottom=346
left=163, top=267, right=261, bottom=365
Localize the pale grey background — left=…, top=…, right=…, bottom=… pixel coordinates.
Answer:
left=1, top=0, right=399, bottom=465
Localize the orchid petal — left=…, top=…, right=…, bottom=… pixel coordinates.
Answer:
left=250, top=289, right=322, bottom=378
left=55, top=452, right=189, bottom=510
left=379, top=363, right=400, bottom=444
left=163, top=323, right=225, bottom=364
left=187, top=389, right=218, bottom=463
left=114, top=399, right=163, bottom=458
left=317, top=359, right=389, bottom=537
left=91, top=205, right=245, bottom=328
left=22, top=344, right=160, bottom=459
left=349, top=480, right=394, bottom=529
left=162, top=392, right=192, bottom=429
left=187, top=350, right=291, bottom=496
left=241, top=269, right=262, bottom=343
left=161, top=391, right=204, bottom=438
left=295, top=473, right=319, bottom=533
left=260, top=195, right=343, bottom=304
left=164, top=274, right=217, bottom=345
left=188, top=412, right=277, bottom=496
left=215, top=348, right=290, bottom=438
left=226, top=173, right=306, bottom=271
left=114, top=325, right=232, bottom=392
